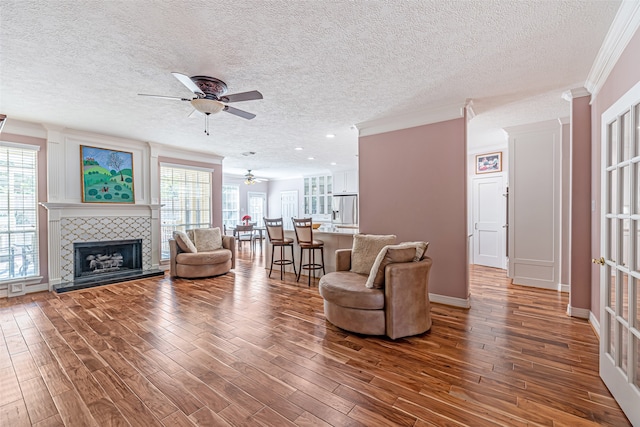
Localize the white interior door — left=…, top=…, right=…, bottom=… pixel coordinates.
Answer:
left=472, top=175, right=505, bottom=268
left=599, top=81, right=640, bottom=425
left=281, top=191, right=298, bottom=230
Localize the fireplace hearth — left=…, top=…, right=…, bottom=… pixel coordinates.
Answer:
left=53, top=239, right=163, bottom=293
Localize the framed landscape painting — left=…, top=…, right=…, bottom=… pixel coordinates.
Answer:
left=80, top=145, right=135, bottom=203
left=475, top=152, right=502, bottom=174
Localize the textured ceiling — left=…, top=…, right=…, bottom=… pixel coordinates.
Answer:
left=0, top=1, right=621, bottom=179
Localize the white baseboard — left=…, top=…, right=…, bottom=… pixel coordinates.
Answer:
left=429, top=293, right=471, bottom=308
left=566, top=304, right=590, bottom=319
left=1, top=277, right=48, bottom=298
left=590, top=311, right=600, bottom=339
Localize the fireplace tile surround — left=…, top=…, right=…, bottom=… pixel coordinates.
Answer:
left=41, top=202, right=163, bottom=292
left=60, top=216, right=152, bottom=282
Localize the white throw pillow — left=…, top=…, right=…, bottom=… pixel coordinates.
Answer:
left=193, top=227, right=223, bottom=252
left=350, top=234, right=397, bottom=275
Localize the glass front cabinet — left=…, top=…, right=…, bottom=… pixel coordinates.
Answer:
left=303, top=175, right=332, bottom=216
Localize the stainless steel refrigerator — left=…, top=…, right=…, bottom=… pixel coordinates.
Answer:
left=332, top=194, right=358, bottom=225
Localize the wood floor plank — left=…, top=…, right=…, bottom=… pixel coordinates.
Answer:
left=0, top=365, right=25, bottom=406
left=112, top=395, right=165, bottom=427
left=50, top=389, right=98, bottom=427
left=0, top=398, right=31, bottom=427
left=19, top=376, right=59, bottom=424
left=146, top=370, right=204, bottom=416
left=121, top=372, right=179, bottom=419
left=189, top=407, right=232, bottom=426
left=0, top=253, right=630, bottom=426
left=170, top=370, right=231, bottom=413
left=32, top=414, right=64, bottom=427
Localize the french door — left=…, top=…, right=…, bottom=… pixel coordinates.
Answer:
left=247, top=192, right=266, bottom=226
left=599, top=81, right=640, bottom=425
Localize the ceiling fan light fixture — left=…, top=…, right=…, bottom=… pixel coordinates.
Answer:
left=244, top=170, right=257, bottom=185
left=190, top=98, right=225, bottom=115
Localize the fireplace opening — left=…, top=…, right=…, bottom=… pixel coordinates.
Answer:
left=74, top=239, right=142, bottom=282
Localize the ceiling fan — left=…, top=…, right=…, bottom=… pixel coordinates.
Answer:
left=244, top=170, right=266, bottom=185
left=139, top=72, right=263, bottom=134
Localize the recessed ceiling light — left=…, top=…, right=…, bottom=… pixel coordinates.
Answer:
left=294, top=147, right=303, bottom=151
left=308, top=157, right=315, bottom=160
left=330, top=162, right=337, bottom=166
left=326, top=134, right=335, bottom=138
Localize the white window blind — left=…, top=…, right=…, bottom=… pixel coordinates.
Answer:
left=160, top=165, right=211, bottom=260
left=0, top=144, right=39, bottom=281
left=222, top=185, right=239, bottom=228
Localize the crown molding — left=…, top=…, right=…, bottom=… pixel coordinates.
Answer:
left=465, top=99, right=476, bottom=120
left=561, top=87, right=591, bottom=102
left=1, top=118, right=47, bottom=139
left=585, top=0, right=640, bottom=99
left=356, top=102, right=466, bottom=137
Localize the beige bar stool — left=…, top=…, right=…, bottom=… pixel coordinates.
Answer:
left=264, top=217, right=296, bottom=280
left=291, top=217, right=325, bottom=286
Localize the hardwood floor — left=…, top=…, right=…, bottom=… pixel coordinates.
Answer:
left=0, top=246, right=630, bottom=426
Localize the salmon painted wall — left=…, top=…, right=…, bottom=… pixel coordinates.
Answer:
left=359, top=118, right=468, bottom=300
left=570, top=96, right=591, bottom=310
left=590, top=28, right=640, bottom=321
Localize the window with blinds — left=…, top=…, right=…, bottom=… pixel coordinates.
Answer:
left=160, top=165, right=212, bottom=260
left=0, top=144, right=40, bottom=281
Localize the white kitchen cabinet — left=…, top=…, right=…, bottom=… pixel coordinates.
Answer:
left=333, top=170, right=358, bottom=194
left=303, top=175, right=332, bottom=216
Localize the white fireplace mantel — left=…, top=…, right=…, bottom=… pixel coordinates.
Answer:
left=40, top=202, right=162, bottom=216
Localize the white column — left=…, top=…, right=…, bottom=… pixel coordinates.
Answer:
left=47, top=208, right=62, bottom=287
left=505, top=120, right=561, bottom=290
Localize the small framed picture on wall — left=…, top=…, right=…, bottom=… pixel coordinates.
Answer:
left=475, top=152, right=502, bottom=174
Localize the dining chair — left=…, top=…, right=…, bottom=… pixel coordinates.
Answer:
left=235, top=224, right=255, bottom=253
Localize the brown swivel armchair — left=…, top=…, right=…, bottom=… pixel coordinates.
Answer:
left=318, top=249, right=433, bottom=340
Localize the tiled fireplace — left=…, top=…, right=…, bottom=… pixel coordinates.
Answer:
left=41, top=203, right=162, bottom=292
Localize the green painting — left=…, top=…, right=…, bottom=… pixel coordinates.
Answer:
left=80, top=145, right=135, bottom=203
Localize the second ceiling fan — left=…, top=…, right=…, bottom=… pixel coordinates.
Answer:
left=139, top=72, right=263, bottom=134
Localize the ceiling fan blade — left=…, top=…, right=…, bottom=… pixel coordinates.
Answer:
left=223, top=106, right=256, bottom=120
left=171, top=72, right=205, bottom=97
left=220, top=90, right=263, bottom=103
left=138, top=93, right=192, bottom=101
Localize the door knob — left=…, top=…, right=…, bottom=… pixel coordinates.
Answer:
left=592, top=257, right=605, bottom=265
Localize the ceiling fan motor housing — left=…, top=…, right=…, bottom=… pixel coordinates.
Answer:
left=191, top=76, right=228, bottom=99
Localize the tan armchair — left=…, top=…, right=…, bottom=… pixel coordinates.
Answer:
left=318, top=249, right=432, bottom=339
left=169, top=230, right=235, bottom=278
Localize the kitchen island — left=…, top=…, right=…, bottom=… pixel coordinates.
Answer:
left=265, top=226, right=358, bottom=277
